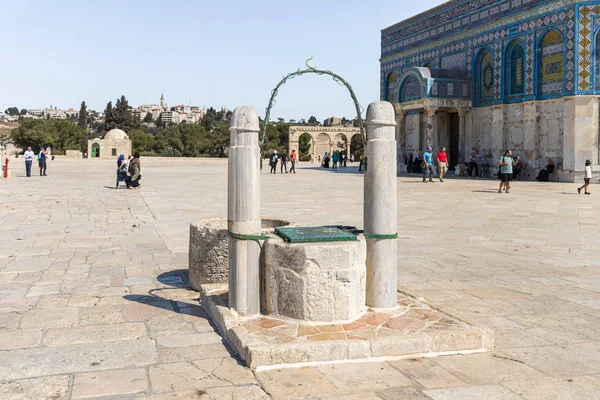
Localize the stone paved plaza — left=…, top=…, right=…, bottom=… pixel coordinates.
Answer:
left=1, top=158, right=600, bottom=399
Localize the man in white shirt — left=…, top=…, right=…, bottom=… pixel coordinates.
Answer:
left=23, top=146, right=35, bottom=177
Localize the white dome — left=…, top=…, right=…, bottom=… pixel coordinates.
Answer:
left=104, top=128, right=129, bottom=140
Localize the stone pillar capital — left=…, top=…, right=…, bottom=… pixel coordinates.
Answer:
left=425, top=106, right=439, bottom=115
left=458, top=107, right=468, bottom=118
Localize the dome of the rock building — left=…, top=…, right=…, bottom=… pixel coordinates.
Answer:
left=104, top=128, right=129, bottom=140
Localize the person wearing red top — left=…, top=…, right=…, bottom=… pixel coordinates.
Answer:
left=437, top=147, right=448, bottom=182
left=289, top=149, right=298, bottom=174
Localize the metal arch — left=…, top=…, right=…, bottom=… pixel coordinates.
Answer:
left=261, top=57, right=366, bottom=147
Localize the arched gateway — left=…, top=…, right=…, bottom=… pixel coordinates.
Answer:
left=288, top=126, right=361, bottom=162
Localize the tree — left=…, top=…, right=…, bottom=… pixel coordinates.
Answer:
left=104, top=95, right=135, bottom=132
left=5, top=107, right=19, bottom=116
left=129, top=129, right=155, bottom=154
left=104, top=102, right=113, bottom=131
left=10, top=119, right=86, bottom=154
left=78, top=101, right=88, bottom=130
left=277, top=118, right=284, bottom=123
left=155, top=113, right=164, bottom=128
left=20, top=109, right=28, bottom=115
left=308, top=116, right=319, bottom=125
left=298, top=134, right=312, bottom=161
left=143, top=112, right=153, bottom=123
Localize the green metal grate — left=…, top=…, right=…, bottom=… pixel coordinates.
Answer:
left=275, top=226, right=358, bottom=243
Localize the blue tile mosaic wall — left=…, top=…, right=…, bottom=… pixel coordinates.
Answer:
left=380, top=0, right=596, bottom=106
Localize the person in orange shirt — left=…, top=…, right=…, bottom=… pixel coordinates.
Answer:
left=289, top=149, right=298, bottom=174
left=437, top=147, right=448, bottom=182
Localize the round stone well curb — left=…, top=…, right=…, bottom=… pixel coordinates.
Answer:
left=189, top=217, right=290, bottom=291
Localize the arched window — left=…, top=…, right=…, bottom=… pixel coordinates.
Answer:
left=386, top=73, right=398, bottom=102
left=400, top=76, right=422, bottom=102
left=596, top=30, right=600, bottom=90
left=476, top=49, right=494, bottom=105
left=506, top=41, right=525, bottom=98
left=539, top=29, right=564, bottom=96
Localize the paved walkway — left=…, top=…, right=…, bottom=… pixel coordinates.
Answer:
left=1, top=158, right=599, bottom=399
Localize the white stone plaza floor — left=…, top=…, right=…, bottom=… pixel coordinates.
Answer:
left=1, top=157, right=600, bottom=399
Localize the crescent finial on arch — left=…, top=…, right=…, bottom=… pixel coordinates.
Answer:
left=305, top=56, right=317, bottom=71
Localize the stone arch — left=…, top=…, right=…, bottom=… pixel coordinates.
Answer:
left=298, top=132, right=313, bottom=161
left=505, top=39, right=525, bottom=99
left=349, top=134, right=364, bottom=160
left=333, top=133, right=348, bottom=155
left=537, top=28, right=565, bottom=97
left=474, top=47, right=494, bottom=106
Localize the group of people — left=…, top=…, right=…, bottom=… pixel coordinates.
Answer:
left=320, top=152, right=354, bottom=170
left=269, top=148, right=297, bottom=174
left=419, top=146, right=449, bottom=182
left=116, top=153, right=142, bottom=189
left=23, top=146, right=49, bottom=177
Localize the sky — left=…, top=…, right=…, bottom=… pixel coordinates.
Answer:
left=1, top=0, right=444, bottom=121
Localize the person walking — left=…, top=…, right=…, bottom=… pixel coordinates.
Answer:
left=289, top=149, right=297, bottom=174
left=578, top=159, right=592, bottom=195
left=24, top=146, right=34, bottom=177
left=280, top=148, right=288, bottom=174
left=422, top=146, right=434, bottom=183
left=38, top=147, right=48, bottom=176
left=332, top=152, right=339, bottom=170
left=437, top=147, right=448, bottom=182
left=269, top=150, right=279, bottom=174
left=498, top=150, right=519, bottom=193
left=468, top=148, right=479, bottom=177
left=358, top=152, right=365, bottom=172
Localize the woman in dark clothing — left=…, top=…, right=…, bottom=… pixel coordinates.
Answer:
left=535, top=159, right=555, bottom=182
left=407, top=153, right=414, bottom=173
left=128, top=153, right=142, bottom=189
left=513, top=157, right=524, bottom=180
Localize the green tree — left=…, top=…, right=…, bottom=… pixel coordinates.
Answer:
left=112, top=95, right=134, bottom=131
left=20, top=109, right=28, bottom=115
left=10, top=119, right=86, bottom=154
left=155, top=113, right=164, bottom=128
left=308, top=116, right=319, bottom=125
left=129, top=129, right=155, bottom=154
left=78, top=101, right=88, bottom=130
left=5, top=107, right=19, bottom=116
left=104, top=101, right=113, bottom=131
left=298, top=133, right=312, bottom=161
left=143, top=112, right=153, bottom=123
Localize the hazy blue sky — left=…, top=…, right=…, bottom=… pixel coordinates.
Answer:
left=1, top=0, right=444, bottom=121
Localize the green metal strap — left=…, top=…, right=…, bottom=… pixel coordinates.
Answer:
left=228, top=231, right=270, bottom=241
left=363, top=233, right=398, bottom=240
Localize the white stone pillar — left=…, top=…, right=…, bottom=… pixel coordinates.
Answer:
left=425, top=106, right=438, bottom=148
left=458, top=108, right=467, bottom=166
left=364, top=101, right=397, bottom=309
left=228, top=106, right=261, bottom=316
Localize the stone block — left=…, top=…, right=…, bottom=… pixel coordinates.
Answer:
left=189, top=218, right=289, bottom=290
left=264, top=235, right=367, bottom=322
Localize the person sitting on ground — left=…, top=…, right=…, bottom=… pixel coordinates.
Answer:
left=117, top=160, right=128, bottom=188
left=535, top=159, right=555, bottom=182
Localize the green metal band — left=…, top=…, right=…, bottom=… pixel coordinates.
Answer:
left=228, top=231, right=270, bottom=241
left=363, top=233, right=398, bottom=240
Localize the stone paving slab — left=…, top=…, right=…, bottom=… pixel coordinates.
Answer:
left=200, top=283, right=491, bottom=369
left=1, top=158, right=600, bottom=398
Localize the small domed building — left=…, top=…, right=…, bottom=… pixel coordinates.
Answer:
left=88, top=128, right=132, bottom=159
